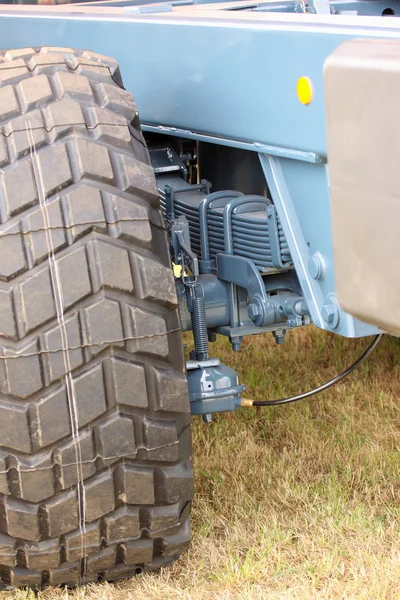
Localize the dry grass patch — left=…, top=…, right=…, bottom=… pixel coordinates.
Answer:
left=4, top=327, right=400, bottom=600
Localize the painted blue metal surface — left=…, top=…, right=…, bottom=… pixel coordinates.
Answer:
left=259, top=155, right=378, bottom=337
left=0, top=8, right=400, bottom=157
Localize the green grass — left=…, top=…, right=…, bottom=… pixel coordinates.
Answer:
left=5, top=327, right=400, bottom=600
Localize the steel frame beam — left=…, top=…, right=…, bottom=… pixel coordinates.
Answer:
left=0, top=4, right=399, bottom=156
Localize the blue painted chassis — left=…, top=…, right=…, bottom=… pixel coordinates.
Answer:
left=0, top=1, right=396, bottom=337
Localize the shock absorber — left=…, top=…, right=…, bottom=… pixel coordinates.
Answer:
left=191, top=285, right=208, bottom=361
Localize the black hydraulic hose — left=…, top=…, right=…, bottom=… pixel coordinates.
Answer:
left=242, top=334, right=382, bottom=408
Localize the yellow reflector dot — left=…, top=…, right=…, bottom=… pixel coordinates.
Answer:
left=297, top=76, right=314, bottom=105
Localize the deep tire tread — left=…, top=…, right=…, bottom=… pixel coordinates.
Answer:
left=0, top=47, right=192, bottom=589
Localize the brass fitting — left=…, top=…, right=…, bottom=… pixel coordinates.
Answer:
left=240, top=398, right=254, bottom=408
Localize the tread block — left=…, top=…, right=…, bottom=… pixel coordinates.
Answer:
left=0, top=456, right=8, bottom=495
left=19, top=455, right=54, bottom=503
left=20, top=266, right=56, bottom=333
left=84, top=471, right=115, bottom=523
left=76, top=138, right=113, bottom=182
left=95, top=240, right=133, bottom=293
left=22, top=198, right=66, bottom=266
left=0, top=402, right=31, bottom=453
left=2, top=159, right=38, bottom=219
left=122, top=465, right=154, bottom=506
left=111, top=357, right=147, bottom=408
left=161, top=519, right=191, bottom=557
left=57, top=245, right=92, bottom=310
left=55, top=71, right=94, bottom=103
left=0, top=85, right=20, bottom=120
left=63, top=522, right=99, bottom=562
left=83, top=298, right=123, bottom=357
left=119, top=155, right=158, bottom=203
left=0, top=60, right=28, bottom=85
left=59, top=429, right=96, bottom=489
left=73, top=364, right=107, bottom=428
left=128, top=307, right=169, bottom=358
left=87, top=106, right=131, bottom=144
left=38, top=47, right=76, bottom=56
left=0, top=223, right=26, bottom=280
left=25, top=539, right=60, bottom=570
left=143, top=419, right=179, bottom=462
left=26, top=52, right=70, bottom=74
left=86, top=546, right=115, bottom=573
left=43, top=312, right=84, bottom=384
left=99, top=82, right=137, bottom=121
left=37, top=142, right=73, bottom=198
left=134, top=254, right=177, bottom=306
left=9, top=122, right=47, bottom=160
left=66, top=185, right=106, bottom=240
left=105, top=506, right=140, bottom=542
left=49, top=560, right=80, bottom=586
left=0, top=533, right=16, bottom=567
left=2, top=49, right=35, bottom=60
left=0, top=290, right=16, bottom=339
left=35, top=386, right=71, bottom=449
left=112, top=194, right=151, bottom=244
left=6, top=497, right=39, bottom=542
left=103, top=563, right=140, bottom=582
left=79, top=50, right=119, bottom=73
left=156, top=464, right=194, bottom=505
left=46, top=488, right=79, bottom=538
left=11, top=567, right=42, bottom=588
left=125, top=538, right=153, bottom=564
left=46, top=97, right=84, bottom=130
left=6, top=108, right=43, bottom=133
left=149, top=366, right=190, bottom=413
left=146, top=503, right=180, bottom=537
left=0, top=137, right=7, bottom=167
left=17, top=74, right=53, bottom=110
left=3, top=339, right=42, bottom=399
left=97, top=415, right=136, bottom=460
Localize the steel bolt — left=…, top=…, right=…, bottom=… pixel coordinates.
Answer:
left=322, top=304, right=335, bottom=323
left=248, top=303, right=261, bottom=320
left=308, top=252, right=326, bottom=281
left=273, top=329, right=286, bottom=345
left=202, top=413, right=213, bottom=424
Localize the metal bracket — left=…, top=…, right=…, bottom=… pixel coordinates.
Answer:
left=216, top=253, right=274, bottom=327
left=171, top=217, right=199, bottom=277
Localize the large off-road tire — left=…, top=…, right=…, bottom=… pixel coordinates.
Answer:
left=0, top=47, right=193, bottom=589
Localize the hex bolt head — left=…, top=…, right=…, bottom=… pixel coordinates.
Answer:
left=248, top=303, right=261, bottom=320
left=273, top=329, right=286, bottom=344
left=322, top=304, right=335, bottom=323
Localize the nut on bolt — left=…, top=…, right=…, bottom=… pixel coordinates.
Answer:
left=321, top=295, right=340, bottom=329
left=248, top=303, right=261, bottom=320
left=322, top=304, right=335, bottom=323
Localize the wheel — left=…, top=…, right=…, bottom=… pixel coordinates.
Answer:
left=0, top=47, right=193, bottom=588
